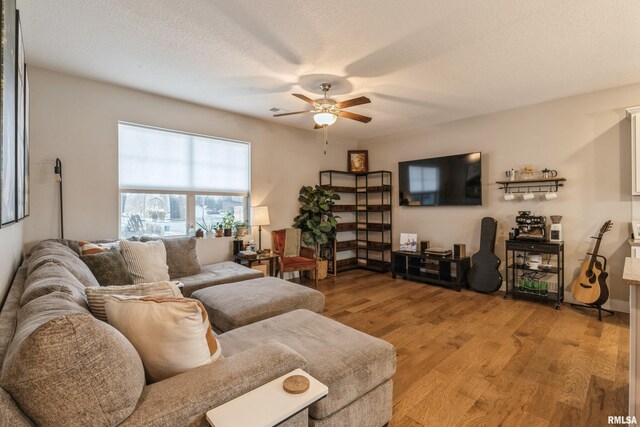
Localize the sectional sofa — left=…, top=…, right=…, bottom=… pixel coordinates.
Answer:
left=0, top=239, right=396, bottom=426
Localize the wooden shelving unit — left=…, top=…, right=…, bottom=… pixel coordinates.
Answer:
left=320, top=170, right=392, bottom=274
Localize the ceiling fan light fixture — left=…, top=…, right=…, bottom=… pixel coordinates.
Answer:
left=314, top=112, right=337, bottom=126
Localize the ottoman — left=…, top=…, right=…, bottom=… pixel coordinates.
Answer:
left=218, top=309, right=396, bottom=426
left=191, top=277, right=325, bottom=332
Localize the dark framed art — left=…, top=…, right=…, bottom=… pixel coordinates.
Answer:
left=347, top=150, right=368, bottom=173
left=16, top=10, right=24, bottom=220
left=23, top=65, right=29, bottom=217
left=1, top=0, right=17, bottom=226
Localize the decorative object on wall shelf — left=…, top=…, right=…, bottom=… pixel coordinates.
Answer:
left=347, top=150, right=368, bottom=173
left=496, top=177, right=566, bottom=194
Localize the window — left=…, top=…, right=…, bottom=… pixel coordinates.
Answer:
left=118, top=123, right=250, bottom=238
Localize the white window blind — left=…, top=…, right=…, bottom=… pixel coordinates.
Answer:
left=118, top=123, right=250, bottom=194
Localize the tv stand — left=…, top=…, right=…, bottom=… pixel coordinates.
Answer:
left=392, top=251, right=470, bottom=291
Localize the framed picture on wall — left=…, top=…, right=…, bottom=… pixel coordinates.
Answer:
left=633, top=221, right=640, bottom=240
left=23, top=66, right=29, bottom=217
left=16, top=10, right=25, bottom=220
left=347, top=150, right=368, bottom=173
left=1, top=0, right=17, bottom=226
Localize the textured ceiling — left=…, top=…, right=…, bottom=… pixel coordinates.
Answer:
left=16, top=0, right=640, bottom=139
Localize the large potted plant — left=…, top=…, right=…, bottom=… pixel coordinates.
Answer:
left=293, top=185, right=340, bottom=280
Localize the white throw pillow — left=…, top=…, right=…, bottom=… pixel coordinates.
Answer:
left=119, top=239, right=170, bottom=284
left=85, top=281, right=182, bottom=322
left=104, top=295, right=222, bottom=382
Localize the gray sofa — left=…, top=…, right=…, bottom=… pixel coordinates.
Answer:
left=0, top=240, right=395, bottom=426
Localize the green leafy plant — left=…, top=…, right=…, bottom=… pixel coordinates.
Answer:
left=233, top=220, right=248, bottom=239
left=292, top=185, right=341, bottom=260
left=196, top=217, right=215, bottom=232
left=221, top=210, right=235, bottom=230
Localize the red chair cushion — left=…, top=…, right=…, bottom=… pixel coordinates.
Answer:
left=282, top=257, right=316, bottom=269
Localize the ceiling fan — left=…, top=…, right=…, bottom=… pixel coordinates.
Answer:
left=273, top=83, right=372, bottom=129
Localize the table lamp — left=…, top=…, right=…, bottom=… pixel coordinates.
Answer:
left=252, top=206, right=270, bottom=253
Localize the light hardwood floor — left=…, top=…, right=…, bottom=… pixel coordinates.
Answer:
left=303, top=269, right=629, bottom=427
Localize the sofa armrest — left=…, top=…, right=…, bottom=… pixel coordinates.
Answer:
left=120, top=343, right=307, bottom=427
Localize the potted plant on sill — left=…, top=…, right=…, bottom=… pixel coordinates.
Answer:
left=293, top=185, right=340, bottom=280
left=222, top=210, right=235, bottom=237
left=196, top=218, right=215, bottom=238
left=234, top=221, right=248, bottom=239
left=215, top=222, right=223, bottom=238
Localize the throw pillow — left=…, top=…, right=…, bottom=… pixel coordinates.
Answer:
left=104, top=295, right=222, bottom=382
left=140, top=236, right=201, bottom=279
left=78, top=240, right=120, bottom=256
left=81, top=248, right=134, bottom=287
left=119, top=239, right=170, bottom=284
left=85, top=281, right=181, bottom=322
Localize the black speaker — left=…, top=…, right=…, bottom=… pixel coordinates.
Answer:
left=232, top=239, right=244, bottom=255
left=453, top=244, right=466, bottom=258
left=420, top=241, right=430, bottom=253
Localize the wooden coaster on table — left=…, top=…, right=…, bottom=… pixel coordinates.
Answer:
left=283, top=375, right=310, bottom=394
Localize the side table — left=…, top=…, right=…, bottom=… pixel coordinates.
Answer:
left=234, top=254, right=280, bottom=277
left=206, top=368, right=327, bottom=427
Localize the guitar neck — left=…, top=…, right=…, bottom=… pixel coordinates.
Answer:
left=588, top=234, right=604, bottom=270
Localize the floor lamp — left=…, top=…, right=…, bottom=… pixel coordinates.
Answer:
left=54, top=158, right=64, bottom=239
left=252, top=206, right=270, bottom=253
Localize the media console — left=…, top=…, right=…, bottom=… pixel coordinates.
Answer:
left=391, top=251, right=471, bottom=291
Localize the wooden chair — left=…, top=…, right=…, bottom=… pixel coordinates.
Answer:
left=272, top=228, right=318, bottom=287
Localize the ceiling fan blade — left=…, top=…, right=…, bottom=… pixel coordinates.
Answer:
left=273, top=110, right=314, bottom=117
left=292, top=93, right=319, bottom=107
left=314, top=124, right=323, bottom=130
left=338, top=111, right=372, bottom=123
left=335, top=96, right=371, bottom=109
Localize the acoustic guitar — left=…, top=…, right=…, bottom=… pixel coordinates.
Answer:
left=571, top=220, right=612, bottom=305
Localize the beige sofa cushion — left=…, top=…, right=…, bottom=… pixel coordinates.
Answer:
left=21, top=262, right=88, bottom=309
left=105, top=296, right=222, bottom=382
left=140, top=236, right=201, bottom=279
left=178, top=261, right=264, bottom=297
left=119, top=240, right=170, bottom=284
left=27, top=240, right=100, bottom=288
left=85, top=281, right=181, bottom=322
left=0, top=292, right=145, bottom=427
left=218, top=309, right=396, bottom=419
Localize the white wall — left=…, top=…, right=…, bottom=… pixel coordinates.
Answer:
left=24, top=67, right=357, bottom=263
left=359, top=82, right=640, bottom=308
left=0, top=223, right=24, bottom=303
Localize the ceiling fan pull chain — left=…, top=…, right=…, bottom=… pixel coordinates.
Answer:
left=323, top=125, right=328, bottom=155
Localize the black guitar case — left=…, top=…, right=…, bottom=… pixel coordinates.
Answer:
left=468, top=217, right=502, bottom=293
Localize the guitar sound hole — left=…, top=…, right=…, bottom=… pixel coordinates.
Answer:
left=588, top=275, right=597, bottom=284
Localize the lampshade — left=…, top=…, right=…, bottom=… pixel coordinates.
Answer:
left=251, top=206, right=270, bottom=226
left=313, top=112, right=337, bottom=126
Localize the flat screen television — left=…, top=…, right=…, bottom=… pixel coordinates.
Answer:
left=398, top=152, right=482, bottom=206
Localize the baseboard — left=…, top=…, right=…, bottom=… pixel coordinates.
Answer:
left=497, top=282, right=630, bottom=313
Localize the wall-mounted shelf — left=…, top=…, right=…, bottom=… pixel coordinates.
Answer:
left=496, top=177, right=566, bottom=194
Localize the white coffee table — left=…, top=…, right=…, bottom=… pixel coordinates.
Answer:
left=206, top=369, right=327, bottom=427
